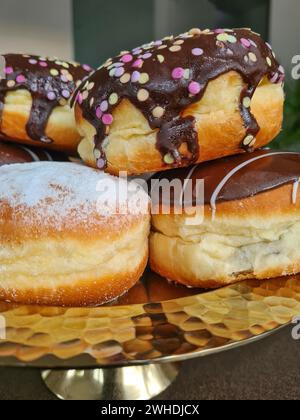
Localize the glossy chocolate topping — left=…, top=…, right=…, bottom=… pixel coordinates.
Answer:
left=0, top=54, right=93, bottom=143
left=151, top=150, right=300, bottom=211
left=73, top=28, right=284, bottom=170
left=0, top=141, right=68, bottom=166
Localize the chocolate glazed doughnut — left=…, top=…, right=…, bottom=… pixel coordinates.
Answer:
left=0, top=54, right=93, bottom=154
left=0, top=141, right=68, bottom=166
left=73, top=28, right=285, bottom=175
left=150, top=150, right=300, bottom=288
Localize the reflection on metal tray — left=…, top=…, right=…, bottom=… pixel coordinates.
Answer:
left=0, top=271, right=299, bottom=369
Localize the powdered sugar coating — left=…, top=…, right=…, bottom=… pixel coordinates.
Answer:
left=0, top=162, right=149, bottom=233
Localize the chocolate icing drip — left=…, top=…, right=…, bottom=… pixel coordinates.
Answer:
left=151, top=150, right=300, bottom=208
left=73, top=28, right=284, bottom=170
left=0, top=54, right=93, bottom=143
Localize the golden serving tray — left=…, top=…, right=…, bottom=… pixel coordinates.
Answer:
left=0, top=270, right=299, bottom=400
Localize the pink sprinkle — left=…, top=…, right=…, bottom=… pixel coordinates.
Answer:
left=96, top=106, right=103, bottom=119
left=189, top=81, right=201, bottom=95
left=215, top=29, right=225, bottom=34
left=131, top=71, right=141, bottom=83
left=29, top=59, right=38, bottom=65
left=100, top=101, right=108, bottom=112
left=62, top=89, right=70, bottom=99
left=240, top=38, right=251, bottom=48
left=121, top=54, right=133, bottom=63
left=192, top=48, right=204, bottom=56
left=83, top=64, right=92, bottom=72
left=4, top=67, right=13, bottom=75
left=115, top=67, right=125, bottom=77
left=47, top=92, right=56, bottom=101
left=16, top=75, right=26, bottom=83
left=102, top=114, right=113, bottom=125
left=172, top=67, right=185, bottom=80
left=77, top=93, right=83, bottom=104
left=132, top=59, right=143, bottom=68
left=39, top=61, right=48, bottom=67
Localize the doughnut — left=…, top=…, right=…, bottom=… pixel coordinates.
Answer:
left=73, top=28, right=285, bottom=175
left=0, top=162, right=150, bottom=306
left=0, top=141, right=68, bottom=165
left=0, top=54, right=93, bottom=154
left=149, top=150, right=300, bottom=288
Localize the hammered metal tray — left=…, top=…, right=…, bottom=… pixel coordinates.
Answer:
left=0, top=270, right=299, bottom=369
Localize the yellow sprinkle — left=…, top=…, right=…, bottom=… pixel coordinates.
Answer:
left=152, top=106, right=165, bottom=118
left=90, top=97, right=95, bottom=107
left=59, top=98, right=68, bottom=106
left=164, top=153, right=175, bottom=164
left=174, top=39, right=184, bottom=45
left=157, top=55, right=165, bottom=63
left=109, top=93, right=119, bottom=105
left=120, top=73, right=131, bottom=84
left=7, top=80, right=15, bottom=88
left=137, top=89, right=149, bottom=102
left=189, top=28, right=202, bottom=36
left=158, top=45, right=168, bottom=50
left=249, top=52, right=257, bottom=62
left=217, top=33, right=228, bottom=42
left=139, top=73, right=149, bottom=84
left=50, top=69, right=59, bottom=76
left=266, top=57, right=272, bottom=67
left=243, top=135, right=255, bottom=146
left=62, top=62, right=70, bottom=69
left=87, top=82, right=95, bottom=91
left=67, top=73, right=74, bottom=82
left=243, top=97, right=251, bottom=108
left=169, top=45, right=182, bottom=52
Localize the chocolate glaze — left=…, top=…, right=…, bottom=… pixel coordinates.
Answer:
left=73, top=28, right=284, bottom=170
left=0, top=141, right=68, bottom=166
left=0, top=54, right=93, bottom=143
left=151, top=150, right=300, bottom=208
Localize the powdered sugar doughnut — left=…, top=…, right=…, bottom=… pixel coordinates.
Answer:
left=0, top=162, right=150, bottom=306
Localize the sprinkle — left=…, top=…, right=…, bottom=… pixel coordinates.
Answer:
left=244, top=55, right=249, bottom=63
left=121, top=54, right=133, bottom=63
left=16, top=74, right=26, bottom=83
left=169, top=45, right=181, bottom=52
left=215, top=29, right=225, bottom=34
left=7, top=80, right=15, bottom=88
left=249, top=52, right=257, bottom=62
left=62, top=62, right=70, bottom=69
left=266, top=57, right=272, bottom=67
left=154, top=40, right=163, bottom=46
left=47, top=92, right=56, bottom=101
left=59, top=98, right=68, bottom=106
left=279, top=65, right=285, bottom=74
left=102, top=114, right=113, bottom=125
left=50, top=69, right=59, bottom=76
left=192, top=48, right=204, bottom=56
left=77, top=92, right=83, bottom=104
left=240, top=38, right=251, bottom=48
left=29, top=59, right=38, bottom=65
left=164, top=153, right=175, bottom=164
left=114, top=62, right=124, bottom=68
left=82, top=90, right=89, bottom=100
left=115, top=67, right=125, bottom=77
left=137, top=89, right=149, bottom=102
left=87, top=82, right=95, bottom=91
left=189, top=28, right=202, bottom=36
left=157, top=55, right=165, bottom=63
left=100, top=101, right=109, bottom=112
left=109, top=93, right=118, bottom=105
left=270, top=73, right=278, bottom=84
left=142, top=53, right=152, bottom=59
left=216, top=33, right=228, bottom=42
left=39, top=61, right=48, bottom=67
left=189, top=81, right=201, bottom=95
left=132, top=59, right=143, bottom=68
left=67, top=74, right=74, bottom=82
left=61, top=69, right=69, bottom=75
left=90, top=97, right=95, bottom=107
left=227, top=35, right=237, bottom=43
left=120, top=73, right=131, bottom=83
left=131, top=71, right=141, bottom=83
left=94, top=149, right=101, bottom=159
left=243, top=97, right=251, bottom=108
left=139, top=73, right=149, bottom=84
left=132, top=48, right=143, bottom=55
left=96, top=107, right=103, bottom=119
left=96, top=158, right=106, bottom=169
left=109, top=68, right=116, bottom=77
left=184, top=69, right=190, bottom=79
left=83, top=64, right=92, bottom=72
left=4, top=67, right=13, bottom=75
left=62, top=89, right=71, bottom=99
left=152, top=106, right=165, bottom=118
left=172, top=67, right=185, bottom=80
left=243, top=135, right=255, bottom=146
left=60, top=75, right=69, bottom=83
left=158, top=45, right=168, bottom=50
left=174, top=39, right=184, bottom=45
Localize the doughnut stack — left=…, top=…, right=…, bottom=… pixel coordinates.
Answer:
left=1, top=28, right=300, bottom=306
